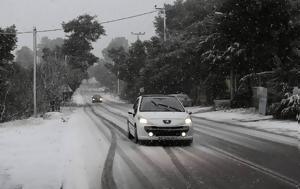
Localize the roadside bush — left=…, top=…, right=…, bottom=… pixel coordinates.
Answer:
left=270, top=93, right=300, bottom=120
left=231, top=79, right=252, bottom=108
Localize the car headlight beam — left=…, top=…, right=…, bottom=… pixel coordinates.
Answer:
left=185, top=118, right=192, bottom=124
left=139, top=118, right=148, bottom=124
left=148, top=132, right=154, bottom=137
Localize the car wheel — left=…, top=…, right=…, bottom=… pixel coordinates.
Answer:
left=133, top=125, right=139, bottom=144
left=127, top=121, right=133, bottom=139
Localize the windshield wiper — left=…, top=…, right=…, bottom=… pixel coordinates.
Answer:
left=150, top=100, right=182, bottom=112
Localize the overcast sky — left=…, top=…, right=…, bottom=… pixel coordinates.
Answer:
left=0, top=0, right=175, bottom=58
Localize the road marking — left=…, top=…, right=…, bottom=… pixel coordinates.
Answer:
left=92, top=103, right=300, bottom=188
left=194, top=145, right=300, bottom=188
left=192, top=117, right=297, bottom=146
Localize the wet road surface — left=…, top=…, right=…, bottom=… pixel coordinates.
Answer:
left=81, top=99, right=300, bottom=189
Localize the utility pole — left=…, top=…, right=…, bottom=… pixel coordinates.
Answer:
left=33, top=27, right=37, bottom=117
left=155, top=5, right=166, bottom=41
left=112, top=61, right=120, bottom=96
left=64, top=55, right=68, bottom=65
left=117, top=71, right=120, bottom=95
left=131, top=32, right=145, bottom=41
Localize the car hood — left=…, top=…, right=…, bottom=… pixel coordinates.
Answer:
left=139, top=112, right=188, bottom=119
left=138, top=112, right=189, bottom=126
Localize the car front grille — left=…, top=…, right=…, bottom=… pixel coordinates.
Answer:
left=144, top=126, right=189, bottom=136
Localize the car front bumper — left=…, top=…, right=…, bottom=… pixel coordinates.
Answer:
left=139, top=135, right=193, bottom=141
left=137, top=125, right=193, bottom=141
left=92, top=99, right=102, bottom=103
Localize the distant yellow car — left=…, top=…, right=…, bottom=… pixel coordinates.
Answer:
left=92, top=95, right=103, bottom=103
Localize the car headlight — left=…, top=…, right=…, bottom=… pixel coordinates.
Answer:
left=139, top=118, right=148, bottom=124
left=185, top=118, right=192, bottom=124
left=100, top=98, right=103, bottom=101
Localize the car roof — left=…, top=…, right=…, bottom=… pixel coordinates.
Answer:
left=141, top=94, right=175, bottom=98
left=169, top=93, right=188, bottom=96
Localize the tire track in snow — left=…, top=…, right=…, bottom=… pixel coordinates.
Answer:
left=96, top=103, right=206, bottom=188
left=86, top=106, right=155, bottom=189
left=101, top=122, right=118, bottom=189
left=84, top=107, right=117, bottom=189
left=100, top=103, right=128, bottom=119
left=92, top=102, right=300, bottom=188
left=163, top=147, right=202, bottom=189
left=89, top=105, right=187, bottom=189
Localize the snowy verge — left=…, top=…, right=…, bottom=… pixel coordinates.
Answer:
left=72, top=85, right=125, bottom=105
left=100, top=93, right=125, bottom=104
left=193, top=108, right=299, bottom=139
left=72, top=91, right=86, bottom=105
left=0, top=107, right=108, bottom=189
left=0, top=111, right=69, bottom=189
left=62, top=108, right=108, bottom=189
left=185, top=106, right=214, bottom=114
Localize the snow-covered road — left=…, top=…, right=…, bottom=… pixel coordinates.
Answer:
left=89, top=102, right=300, bottom=189
left=78, top=86, right=300, bottom=189
left=1, top=85, right=300, bottom=189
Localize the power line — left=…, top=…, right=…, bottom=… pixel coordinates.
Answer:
left=0, top=31, right=32, bottom=35
left=100, top=10, right=158, bottom=24
left=0, top=10, right=159, bottom=35
left=37, top=28, right=62, bottom=33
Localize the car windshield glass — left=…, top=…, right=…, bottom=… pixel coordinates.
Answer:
left=140, top=97, right=185, bottom=112
left=177, top=96, right=186, bottom=100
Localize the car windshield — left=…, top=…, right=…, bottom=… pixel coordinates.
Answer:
left=177, top=95, right=187, bottom=100
left=140, top=97, right=185, bottom=112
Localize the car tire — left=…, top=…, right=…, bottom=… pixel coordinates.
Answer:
left=127, top=121, right=133, bottom=139
left=133, top=125, right=139, bottom=144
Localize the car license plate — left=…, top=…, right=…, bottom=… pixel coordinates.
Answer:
left=158, top=136, right=178, bottom=140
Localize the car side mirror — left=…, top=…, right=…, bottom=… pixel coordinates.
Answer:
left=188, top=111, right=192, bottom=115
left=128, top=111, right=136, bottom=116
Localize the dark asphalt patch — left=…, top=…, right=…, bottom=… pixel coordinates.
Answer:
left=164, top=148, right=203, bottom=189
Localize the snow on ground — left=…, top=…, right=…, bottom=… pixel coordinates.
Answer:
left=193, top=108, right=300, bottom=138
left=0, top=112, right=69, bottom=189
left=73, top=77, right=125, bottom=104
left=185, top=106, right=213, bottom=114
left=100, top=93, right=125, bottom=104
left=72, top=91, right=85, bottom=105
left=0, top=106, right=108, bottom=189
left=62, top=108, right=108, bottom=189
